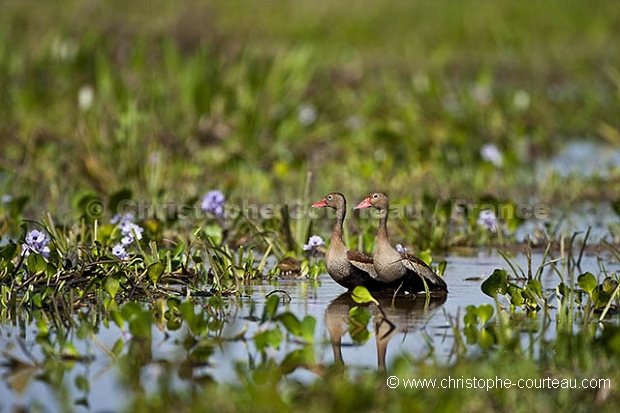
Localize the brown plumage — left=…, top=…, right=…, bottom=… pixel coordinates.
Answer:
left=355, top=192, right=448, bottom=294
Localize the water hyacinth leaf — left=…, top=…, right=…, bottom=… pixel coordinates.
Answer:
left=32, top=293, right=42, bottom=307
left=510, top=289, right=525, bottom=307
left=36, top=319, right=49, bottom=337
left=476, top=304, right=494, bottom=325
left=602, top=277, right=619, bottom=294
left=121, top=302, right=153, bottom=340
left=261, top=294, right=280, bottom=323
left=349, top=306, right=372, bottom=326
left=478, top=328, right=495, bottom=348
left=103, top=278, right=119, bottom=299
left=348, top=306, right=372, bottom=345
left=557, top=282, right=570, bottom=297
left=463, top=305, right=479, bottom=327
left=280, top=346, right=315, bottom=374
left=254, top=326, right=283, bottom=352
left=437, top=260, right=447, bottom=276
left=418, top=250, right=432, bottom=265
left=481, top=269, right=508, bottom=298
left=276, top=312, right=302, bottom=336
left=112, top=339, right=124, bottom=356
left=204, top=223, right=223, bottom=245
left=593, top=287, right=613, bottom=309
left=300, top=316, right=316, bottom=343
left=0, top=242, right=17, bottom=269
left=191, top=343, right=214, bottom=363
left=351, top=286, right=378, bottom=305
left=147, top=262, right=165, bottom=284
left=27, top=252, right=47, bottom=275
left=62, top=342, right=80, bottom=358
left=577, top=272, right=597, bottom=295
left=527, top=279, right=543, bottom=298
left=75, top=374, right=90, bottom=392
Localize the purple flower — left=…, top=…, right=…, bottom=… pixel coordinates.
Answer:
left=477, top=210, right=499, bottom=233
left=395, top=244, right=407, bottom=254
left=200, top=190, right=226, bottom=217
left=22, top=229, right=51, bottom=258
left=119, top=221, right=144, bottom=241
left=112, top=243, right=129, bottom=260
left=480, top=144, right=503, bottom=167
left=111, top=212, right=135, bottom=225
left=1, top=194, right=13, bottom=204
left=303, top=235, right=325, bottom=251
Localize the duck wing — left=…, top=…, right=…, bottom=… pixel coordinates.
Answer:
left=346, top=250, right=380, bottom=280
left=401, top=253, right=448, bottom=293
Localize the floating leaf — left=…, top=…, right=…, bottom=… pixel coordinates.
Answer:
left=105, top=277, right=120, bottom=298
left=351, top=286, right=378, bottom=305
left=481, top=269, right=508, bottom=298
left=204, top=223, right=223, bottom=245
left=280, top=346, right=315, bottom=374
left=147, top=262, right=164, bottom=284
left=261, top=294, right=280, bottom=323
left=526, top=279, right=543, bottom=297
left=348, top=306, right=372, bottom=345
left=463, top=305, right=479, bottom=327
left=418, top=250, right=433, bottom=265
left=577, top=272, right=597, bottom=295
left=602, top=277, right=619, bottom=295
left=75, top=374, right=90, bottom=392
left=477, top=304, right=494, bottom=325
left=276, top=312, right=302, bottom=336
left=300, top=316, right=316, bottom=343
left=254, top=326, right=283, bottom=351
left=26, top=253, right=47, bottom=275
left=478, top=327, right=495, bottom=348
left=437, top=260, right=447, bottom=276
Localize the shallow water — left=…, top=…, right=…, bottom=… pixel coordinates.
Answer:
left=0, top=250, right=618, bottom=412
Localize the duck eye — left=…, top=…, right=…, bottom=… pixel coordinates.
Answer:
left=372, top=193, right=379, bottom=199
left=327, top=195, right=333, bottom=200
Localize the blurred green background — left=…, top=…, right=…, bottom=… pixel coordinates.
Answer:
left=1, top=0, right=620, bottom=220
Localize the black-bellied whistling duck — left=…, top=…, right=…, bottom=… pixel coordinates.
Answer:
left=355, top=192, right=448, bottom=293
left=311, top=193, right=385, bottom=290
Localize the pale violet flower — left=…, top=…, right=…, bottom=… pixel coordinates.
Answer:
left=477, top=210, right=499, bottom=233
left=22, top=229, right=51, bottom=258
left=201, top=190, right=226, bottom=216
left=395, top=244, right=407, bottom=254
left=1, top=194, right=13, bottom=204
left=303, top=235, right=325, bottom=251
left=121, top=235, right=134, bottom=246
left=112, top=243, right=129, bottom=260
left=298, top=104, right=317, bottom=126
left=111, top=212, right=135, bottom=225
left=120, top=221, right=144, bottom=241
left=480, top=143, right=503, bottom=167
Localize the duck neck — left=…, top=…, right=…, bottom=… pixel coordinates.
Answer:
left=377, top=207, right=390, bottom=244
left=332, top=205, right=346, bottom=245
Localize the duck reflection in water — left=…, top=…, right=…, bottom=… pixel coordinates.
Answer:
left=324, top=292, right=447, bottom=373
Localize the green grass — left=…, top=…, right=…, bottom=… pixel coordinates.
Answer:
left=2, top=0, right=620, bottom=236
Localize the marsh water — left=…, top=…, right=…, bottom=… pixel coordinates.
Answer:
left=2, top=249, right=618, bottom=412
